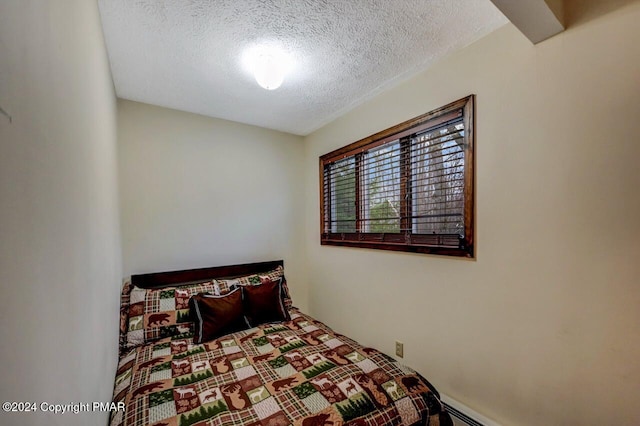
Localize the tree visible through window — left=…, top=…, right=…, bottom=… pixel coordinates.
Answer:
left=330, top=157, right=355, bottom=233
left=411, top=122, right=465, bottom=235
left=363, top=141, right=400, bottom=233
left=320, top=96, right=475, bottom=257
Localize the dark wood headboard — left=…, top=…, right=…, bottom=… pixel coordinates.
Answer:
left=131, top=260, right=284, bottom=289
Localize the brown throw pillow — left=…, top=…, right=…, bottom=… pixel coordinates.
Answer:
left=242, top=278, right=290, bottom=327
left=190, top=288, right=249, bottom=344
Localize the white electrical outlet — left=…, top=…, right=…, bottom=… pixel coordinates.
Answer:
left=395, top=341, right=404, bottom=358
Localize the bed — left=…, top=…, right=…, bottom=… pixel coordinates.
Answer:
left=111, top=260, right=452, bottom=426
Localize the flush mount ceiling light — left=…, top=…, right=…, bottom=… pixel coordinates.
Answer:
left=253, top=53, right=285, bottom=90
left=243, top=45, right=294, bottom=90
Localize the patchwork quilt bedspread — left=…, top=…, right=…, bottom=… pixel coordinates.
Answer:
left=111, top=309, right=451, bottom=426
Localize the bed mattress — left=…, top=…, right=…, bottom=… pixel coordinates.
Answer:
left=110, top=308, right=452, bottom=426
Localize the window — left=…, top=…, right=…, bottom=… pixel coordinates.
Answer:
left=320, top=96, right=475, bottom=257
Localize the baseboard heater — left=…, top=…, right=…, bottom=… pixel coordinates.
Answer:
left=440, top=395, right=501, bottom=426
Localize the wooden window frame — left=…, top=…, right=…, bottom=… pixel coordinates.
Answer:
left=319, top=95, right=475, bottom=258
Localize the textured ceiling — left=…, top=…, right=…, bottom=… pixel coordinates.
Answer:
left=98, top=0, right=507, bottom=135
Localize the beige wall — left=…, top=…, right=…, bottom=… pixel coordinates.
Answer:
left=304, top=4, right=640, bottom=426
left=0, top=1, right=122, bottom=425
left=117, top=100, right=308, bottom=310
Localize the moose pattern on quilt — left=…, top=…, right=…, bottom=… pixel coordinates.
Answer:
left=111, top=309, right=450, bottom=426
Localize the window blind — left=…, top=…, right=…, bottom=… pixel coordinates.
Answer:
left=320, top=96, right=474, bottom=257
